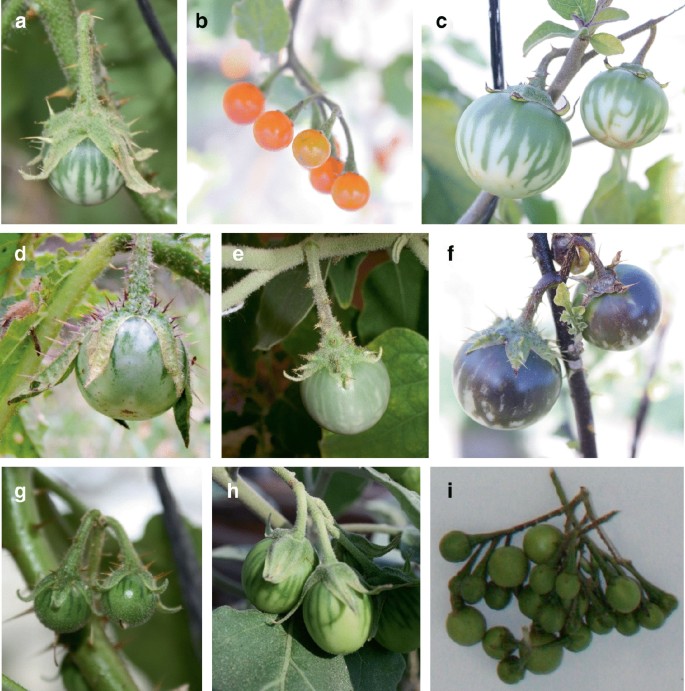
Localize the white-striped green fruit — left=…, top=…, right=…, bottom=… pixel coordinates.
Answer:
left=580, top=64, right=668, bottom=149
left=49, top=138, right=124, bottom=205
left=456, top=90, right=572, bottom=199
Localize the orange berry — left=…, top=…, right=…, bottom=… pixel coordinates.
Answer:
left=292, top=129, right=332, bottom=169
left=309, top=157, right=344, bottom=194
left=331, top=172, right=370, bottom=211
left=253, top=110, right=295, bottom=151
left=223, top=82, right=265, bottom=125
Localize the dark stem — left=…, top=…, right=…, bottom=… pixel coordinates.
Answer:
left=633, top=25, right=657, bottom=65
left=152, top=468, right=202, bottom=659
left=136, top=0, right=177, bottom=73
left=530, top=234, right=597, bottom=457
left=520, top=272, right=562, bottom=324
left=488, top=0, right=505, bottom=90
left=631, top=316, right=669, bottom=458
left=457, top=191, right=499, bottom=224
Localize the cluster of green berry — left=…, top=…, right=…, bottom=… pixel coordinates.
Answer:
left=223, top=81, right=370, bottom=211
left=440, top=476, right=678, bottom=684
left=19, top=510, right=179, bottom=635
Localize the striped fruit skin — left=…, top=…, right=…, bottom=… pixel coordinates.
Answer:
left=242, top=538, right=315, bottom=614
left=101, top=574, right=158, bottom=627
left=34, top=585, right=90, bottom=633
left=580, top=68, right=668, bottom=149
left=456, top=92, right=572, bottom=199
left=375, top=587, right=420, bottom=653
left=49, top=139, right=124, bottom=206
left=303, top=579, right=372, bottom=655
left=76, top=315, right=182, bottom=421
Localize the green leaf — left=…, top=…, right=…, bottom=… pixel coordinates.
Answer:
left=365, top=468, right=420, bottom=528
left=521, top=196, right=559, bottom=224
left=553, top=283, right=586, bottom=336
left=589, top=33, right=624, bottom=55
left=357, top=250, right=428, bottom=343
left=422, top=94, right=480, bottom=223
left=381, top=54, right=412, bottom=117
left=121, top=514, right=202, bottom=690
left=212, top=608, right=405, bottom=690
left=255, top=265, right=317, bottom=351
left=548, top=0, right=596, bottom=22
left=315, top=36, right=359, bottom=82
left=635, top=157, right=685, bottom=223
left=321, top=328, right=428, bottom=458
left=581, top=151, right=644, bottom=223
left=592, top=8, right=629, bottom=25
left=446, top=36, right=487, bottom=66
left=329, top=255, right=365, bottom=309
left=0, top=413, right=42, bottom=458
left=523, top=21, right=578, bottom=56
left=0, top=234, right=22, bottom=296
left=233, top=0, right=291, bottom=53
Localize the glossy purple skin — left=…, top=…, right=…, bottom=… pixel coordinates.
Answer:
left=576, top=264, right=661, bottom=351
left=453, top=341, right=561, bottom=430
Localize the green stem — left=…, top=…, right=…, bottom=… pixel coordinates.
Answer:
left=33, top=469, right=89, bottom=515
left=105, top=516, right=145, bottom=569
left=33, top=0, right=79, bottom=90
left=222, top=233, right=404, bottom=311
left=128, top=189, right=177, bottom=225
left=61, top=509, right=102, bottom=572
left=2, top=468, right=58, bottom=585
left=214, top=468, right=290, bottom=528
left=271, top=467, right=308, bottom=536
left=113, top=234, right=209, bottom=294
left=2, top=674, right=29, bottom=691
left=125, top=234, right=154, bottom=314
left=75, top=12, right=99, bottom=109
left=308, top=499, right=338, bottom=565
left=303, top=240, right=343, bottom=339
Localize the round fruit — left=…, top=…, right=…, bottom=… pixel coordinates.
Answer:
left=331, top=172, right=370, bottom=211
left=487, top=546, right=529, bottom=588
left=537, top=603, right=566, bottom=634
left=525, top=630, right=563, bottom=675
left=575, top=264, right=661, bottom=351
left=637, top=602, right=665, bottom=630
left=300, top=360, right=390, bottom=435
left=485, top=582, right=512, bottom=610
left=222, top=82, right=265, bottom=124
left=49, top=139, right=124, bottom=206
left=439, top=531, right=472, bottom=563
left=455, top=90, right=572, bottom=198
left=587, top=608, right=616, bottom=634
left=34, top=583, right=90, bottom=633
left=517, top=586, right=543, bottom=620
left=523, top=524, right=563, bottom=565
left=555, top=573, right=581, bottom=600
left=374, top=587, right=420, bottom=653
left=292, top=129, right=332, bottom=169
left=100, top=573, right=158, bottom=627
left=310, top=156, right=344, bottom=193
left=580, top=64, right=668, bottom=149
left=253, top=110, right=294, bottom=151
left=460, top=575, right=486, bottom=604
left=616, top=613, right=640, bottom=636
left=563, top=625, right=592, bottom=652
left=482, top=626, right=517, bottom=660
left=303, top=573, right=372, bottom=655
left=453, top=341, right=561, bottom=430
left=445, top=606, right=486, bottom=646
left=241, top=538, right=315, bottom=614
left=76, top=314, right=186, bottom=421
left=529, top=564, right=556, bottom=595
left=606, top=577, right=641, bottom=614
left=497, top=655, right=526, bottom=684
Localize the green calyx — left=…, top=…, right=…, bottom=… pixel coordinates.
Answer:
left=605, top=61, right=667, bottom=87
left=306, top=562, right=370, bottom=614
left=465, top=317, right=559, bottom=373
left=285, top=329, right=382, bottom=388
left=19, top=12, right=158, bottom=196
left=261, top=530, right=317, bottom=584
left=487, top=83, right=569, bottom=116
